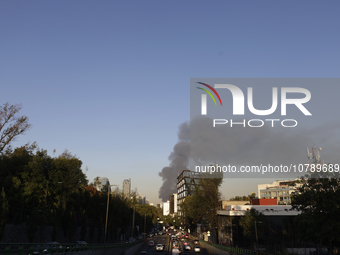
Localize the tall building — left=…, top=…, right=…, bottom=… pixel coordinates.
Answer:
left=163, top=201, right=170, bottom=216
left=137, top=193, right=146, bottom=204
left=177, top=170, right=201, bottom=216
left=169, top=193, right=178, bottom=215
left=123, top=178, right=131, bottom=197
left=93, top=177, right=110, bottom=192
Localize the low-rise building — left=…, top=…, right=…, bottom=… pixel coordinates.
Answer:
left=258, top=180, right=301, bottom=205
left=216, top=205, right=300, bottom=247
left=219, top=200, right=249, bottom=210
left=250, top=198, right=277, bottom=205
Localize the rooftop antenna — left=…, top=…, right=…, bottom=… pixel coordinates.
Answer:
left=307, top=146, right=323, bottom=164
left=307, top=148, right=312, bottom=159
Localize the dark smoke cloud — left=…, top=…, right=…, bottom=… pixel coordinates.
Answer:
left=158, top=122, right=190, bottom=202
left=189, top=116, right=340, bottom=178
left=159, top=117, right=340, bottom=200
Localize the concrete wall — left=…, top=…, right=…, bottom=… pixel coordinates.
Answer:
left=1, top=224, right=126, bottom=243
left=199, top=241, right=232, bottom=255
left=123, top=241, right=145, bottom=255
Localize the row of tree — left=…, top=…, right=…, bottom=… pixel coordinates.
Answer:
left=0, top=102, right=162, bottom=242
left=0, top=144, right=162, bottom=242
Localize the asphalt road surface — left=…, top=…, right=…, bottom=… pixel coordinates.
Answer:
left=136, top=234, right=209, bottom=255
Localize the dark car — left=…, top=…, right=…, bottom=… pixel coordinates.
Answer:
left=44, top=242, right=63, bottom=253
left=193, top=239, right=200, bottom=245
left=29, top=242, right=63, bottom=254
left=27, top=245, right=45, bottom=255
left=72, top=241, right=88, bottom=251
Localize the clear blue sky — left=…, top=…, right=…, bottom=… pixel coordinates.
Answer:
left=1, top=1, right=340, bottom=205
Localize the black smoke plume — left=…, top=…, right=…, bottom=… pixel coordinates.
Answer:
left=158, top=122, right=189, bottom=202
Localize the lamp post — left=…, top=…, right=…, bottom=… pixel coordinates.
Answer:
left=144, top=214, right=146, bottom=238
left=132, top=204, right=137, bottom=238
left=131, top=203, right=142, bottom=238
left=105, top=183, right=117, bottom=243
left=40, top=181, right=49, bottom=242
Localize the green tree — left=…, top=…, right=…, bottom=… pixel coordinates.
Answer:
left=0, top=187, right=9, bottom=236
left=0, top=103, right=31, bottom=153
left=291, top=170, right=340, bottom=246
left=181, top=171, right=223, bottom=243
left=230, top=196, right=250, bottom=201
left=239, top=208, right=265, bottom=248
left=180, top=194, right=206, bottom=226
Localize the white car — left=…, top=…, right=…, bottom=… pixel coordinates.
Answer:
left=184, top=244, right=191, bottom=251
left=149, top=240, right=155, bottom=247
left=172, top=248, right=180, bottom=254
left=156, top=244, right=164, bottom=251
left=194, top=246, right=201, bottom=252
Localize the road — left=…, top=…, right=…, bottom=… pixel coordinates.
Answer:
left=136, top=234, right=209, bottom=255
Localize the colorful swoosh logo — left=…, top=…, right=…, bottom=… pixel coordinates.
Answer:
left=196, top=82, right=223, bottom=106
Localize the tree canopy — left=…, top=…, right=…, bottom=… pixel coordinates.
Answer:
left=239, top=208, right=266, bottom=242
left=0, top=103, right=31, bottom=153
left=0, top=145, right=156, bottom=242
left=180, top=171, right=223, bottom=242
left=291, top=170, right=340, bottom=246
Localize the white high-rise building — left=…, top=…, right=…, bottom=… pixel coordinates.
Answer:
left=123, top=178, right=131, bottom=197
left=163, top=201, right=170, bottom=216
left=170, top=193, right=177, bottom=215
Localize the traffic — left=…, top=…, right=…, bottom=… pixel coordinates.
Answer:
left=138, top=226, right=208, bottom=255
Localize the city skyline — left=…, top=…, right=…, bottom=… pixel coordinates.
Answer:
left=2, top=1, right=340, bottom=205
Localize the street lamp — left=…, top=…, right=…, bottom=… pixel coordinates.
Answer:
left=105, top=183, right=117, bottom=243
left=144, top=214, right=146, bottom=238
left=132, top=204, right=140, bottom=239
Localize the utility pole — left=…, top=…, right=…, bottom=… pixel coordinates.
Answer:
left=41, top=181, right=49, bottom=242
left=144, top=214, right=146, bottom=237
left=105, top=184, right=110, bottom=242
left=132, top=205, right=135, bottom=238
left=105, top=184, right=117, bottom=243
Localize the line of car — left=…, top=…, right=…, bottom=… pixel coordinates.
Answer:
left=148, top=239, right=165, bottom=251
left=170, top=234, right=201, bottom=254
left=142, top=227, right=202, bottom=254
